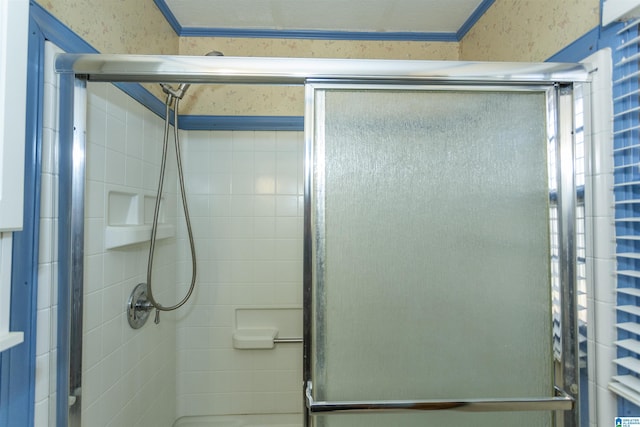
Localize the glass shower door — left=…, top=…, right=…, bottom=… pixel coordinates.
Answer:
left=304, top=84, right=578, bottom=426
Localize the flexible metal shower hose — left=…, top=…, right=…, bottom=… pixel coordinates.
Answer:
left=146, top=95, right=197, bottom=318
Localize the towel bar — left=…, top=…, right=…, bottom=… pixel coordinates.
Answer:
left=304, top=381, right=574, bottom=414
left=273, top=337, right=303, bottom=344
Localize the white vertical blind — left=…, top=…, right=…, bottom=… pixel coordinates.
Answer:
left=574, top=82, right=588, bottom=370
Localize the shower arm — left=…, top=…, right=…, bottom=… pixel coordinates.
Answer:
left=158, top=50, right=222, bottom=101
left=160, top=83, right=190, bottom=101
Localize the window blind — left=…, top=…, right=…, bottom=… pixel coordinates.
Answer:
left=609, top=19, right=640, bottom=405
left=550, top=75, right=587, bottom=375
left=575, top=83, right=588, bottom=372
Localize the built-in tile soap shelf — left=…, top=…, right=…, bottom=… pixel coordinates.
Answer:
left=105, top=187, right=175, bottom=250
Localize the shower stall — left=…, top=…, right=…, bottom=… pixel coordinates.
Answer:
left=52, top=53, right=590, bottom=427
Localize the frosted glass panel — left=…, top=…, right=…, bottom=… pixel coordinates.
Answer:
left=311, top=89, right=552, bottom=426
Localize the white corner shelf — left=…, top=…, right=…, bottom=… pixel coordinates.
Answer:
left=105, top=186, right=175, bottom=249
left=105, top=223, right=175, bottom=250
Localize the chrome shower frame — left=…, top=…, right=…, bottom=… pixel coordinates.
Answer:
left=56, top=72, right=86, bottom=427
left=54, top=54, right=589, bottom=427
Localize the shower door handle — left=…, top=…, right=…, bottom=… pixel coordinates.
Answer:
left=304, top=381, right=574, bottom=414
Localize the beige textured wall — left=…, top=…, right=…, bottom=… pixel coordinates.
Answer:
left=36, top=0, right=178, bottom=54
left=460, top=0, right=600, bottom=62
left=180, top=37, right=459, bottom=59
left=177, top=37, right=460, bottom=115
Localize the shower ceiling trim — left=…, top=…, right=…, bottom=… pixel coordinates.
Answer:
left=55, top=54, right=590, bottom=84
left=156, top=0, right=494, bottom=40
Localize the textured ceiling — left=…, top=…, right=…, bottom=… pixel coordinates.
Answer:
left=162, top=0, right=487, bottom=35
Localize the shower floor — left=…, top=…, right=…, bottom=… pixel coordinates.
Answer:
left=172, top=414, right=302, bottom=427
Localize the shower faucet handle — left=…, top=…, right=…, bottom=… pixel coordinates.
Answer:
left=127, top=283, right=154, bottom=329
left=154, top=309, right=160, bottom=325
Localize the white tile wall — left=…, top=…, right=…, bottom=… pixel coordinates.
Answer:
left=81, top=82, right=178, bottom=427
left=582, top=49, right=618, bottom=427
left=34, top=41, right=62, bottom=427
left=175, top=130, right=304, bottom=417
